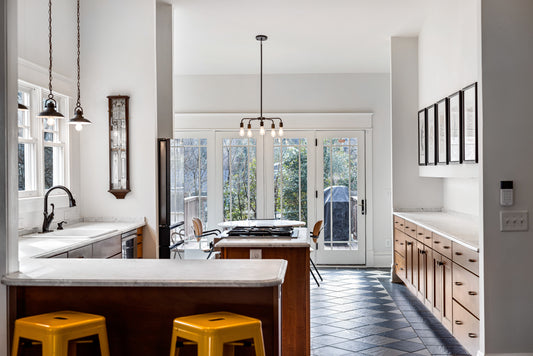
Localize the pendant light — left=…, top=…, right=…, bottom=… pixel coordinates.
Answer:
left=37, top=0, right=64, bottom=126
left=68, top=0, right=91, bottom=131
left=18, top=103, right=29, bottom=111
left=239, top=35, right=284, bottom=137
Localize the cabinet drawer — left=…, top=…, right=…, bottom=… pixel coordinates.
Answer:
left=415, top=226, right=427, bottom=243
left=393, top=216, right=405, bottom=230
left=453, top=263, right=479, bottom=318
left=433, top=233, right=452, bottom=259
left=394, top=230, right=407, bottom=256
left=453, top=300, right=479, bottom=355
left=68, top=245, right=93, bottom=259
left=394, top=252, right=406, bottom=280
left=419, top=227, right=433, bottom=246
left=92, top=235, right=121, bottom=258
left=403, top=220, right=417, bottom=238
left=453, top=242, right=479, bottom=276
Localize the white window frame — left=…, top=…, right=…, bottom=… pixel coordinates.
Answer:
left=18, top=80, right=70, bottom=199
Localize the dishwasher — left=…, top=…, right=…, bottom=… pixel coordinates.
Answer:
left=121, top=229, right=137, bottom=258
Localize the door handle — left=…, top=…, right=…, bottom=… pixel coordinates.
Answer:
left=360, top=199, right=366, bottom=215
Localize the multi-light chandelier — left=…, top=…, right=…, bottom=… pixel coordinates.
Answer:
left=239, top=35, right=284, bottom=138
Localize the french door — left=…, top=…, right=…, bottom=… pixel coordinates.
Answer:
left=315, top=131, right=366, bottom=265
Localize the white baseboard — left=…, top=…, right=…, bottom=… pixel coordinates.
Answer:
left=369, top=251, right=391, bottom=267
left=480, top=352, right=533, bottom=356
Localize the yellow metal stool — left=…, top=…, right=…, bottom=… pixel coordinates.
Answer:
left=170, top=311, right=265, bottom=356
left=11, top=310, right=110, bottom=356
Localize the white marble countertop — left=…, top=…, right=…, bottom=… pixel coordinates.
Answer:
left=393, top=211, right=479, bottom=251
left=216, top=228, right=310, bottom=248
left=18, top=220, right=145, bottom=259
left=1, top=259, right=287, bottom=287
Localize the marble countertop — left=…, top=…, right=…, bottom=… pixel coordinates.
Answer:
left=216, top=228, right=310, bottom=248
left=393, top=211, right=479, bottom=251
left=18, top=220, right=145, bottom=259
left=1, top=259, right=287, bottom=287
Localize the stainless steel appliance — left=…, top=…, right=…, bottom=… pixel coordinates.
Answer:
left=121, top=230, right=137, bottom=258
left=226, top=226, right=298, bottom=238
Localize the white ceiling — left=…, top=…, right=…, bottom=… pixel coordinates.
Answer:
left=173, top=0, right=430, bottom=75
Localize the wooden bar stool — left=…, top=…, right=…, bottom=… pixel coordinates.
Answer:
left=11, top=310, right=110, bottom=356
left=170, top=311, right=265, bottom=356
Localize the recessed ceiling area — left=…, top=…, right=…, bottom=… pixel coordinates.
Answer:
left=173, top=0, right=430, bottom=75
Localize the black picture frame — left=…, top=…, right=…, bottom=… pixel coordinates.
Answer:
left=462, top=82, right=478, bottom=163
left=418, top=109, right=427, bottom=166
left=426, top=104, right=437, bottom=165
left=448, top=91, right=462, bottom=163
left=436, top=98, right=449, bottom=165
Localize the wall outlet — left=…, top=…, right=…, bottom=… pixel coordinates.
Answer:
left=500, top=210, right=528, bottom=232
left=250, top=249, right=262, bottom=259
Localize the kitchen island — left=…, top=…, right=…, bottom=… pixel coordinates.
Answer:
left=2, top=258, right=287, bottom=356
left=217, top=228, right=310, bottom=356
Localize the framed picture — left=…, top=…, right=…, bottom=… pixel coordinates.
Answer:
left=462, top=82, right=478, bottom=163
left=418, top=109, right=427, bottom=166
left=448, top=91, right=462, bottom=163
left=436, top=98, right=448, bottom=165
left=426, top=105, right=436, bottom=165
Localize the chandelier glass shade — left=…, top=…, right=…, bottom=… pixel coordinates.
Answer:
left=239, top=35, right=284, bottom=137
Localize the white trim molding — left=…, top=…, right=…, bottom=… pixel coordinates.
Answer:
left=18, top=58, right=76, bottom=98
left=174, top=112, right=373, bottom=131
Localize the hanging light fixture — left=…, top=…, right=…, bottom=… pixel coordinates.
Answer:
left=68, top=0, right=91, bottom=131
left=18, top=103, right=29, bottom=111
left=239, top=35, right=284, bottom=137
left=37, top=0, right=64, bottom=126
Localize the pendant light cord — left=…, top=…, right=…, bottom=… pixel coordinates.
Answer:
left=75, top=0, right=81, bottom=110
left=47, top=0, right=54, bottom=100
left=260, top=38, right=263, bottom=119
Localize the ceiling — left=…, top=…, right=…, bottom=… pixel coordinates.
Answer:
left=173, top=0, right=430, bottom=75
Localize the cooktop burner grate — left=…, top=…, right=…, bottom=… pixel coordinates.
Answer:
left=227, top=226, right=297, bottom=238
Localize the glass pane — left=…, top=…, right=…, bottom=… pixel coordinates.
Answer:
left=200, top=139, right=208, bottom=146
left=231, top=138, right=249, bottom=146
left=43, top=132, right=54, bottom=142
left=273, top=146, right=281, bottom=219
left=249, top=145, right=257, bottom=219
left=44, top=146, right=54, bottom=189
left=182, top=138, right=198, bottom=146
left=223, top=146, right=230, bottom=220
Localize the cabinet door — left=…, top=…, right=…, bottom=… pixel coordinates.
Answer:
left=433, top=252, right=443, bottom=321
left=425, top=247, right=434, bottom=310
left=68, top=245, right=93, bottom=259
left=442, top=256, right=453, bottom=331
left=405, top=237, right=414, bottom=285
left=92, top=235, right=121, bottom=258
left=412, top=239, right=419, bottom=293
left=416, top=242, right=426, bottom=302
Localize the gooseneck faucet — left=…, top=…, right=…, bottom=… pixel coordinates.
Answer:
left=42, top=185, right=77, bottom=233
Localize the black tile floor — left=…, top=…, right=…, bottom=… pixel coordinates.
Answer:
left=310, top=268, right=470, bottom=355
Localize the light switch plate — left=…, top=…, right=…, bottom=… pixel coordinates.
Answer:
left=250, top=249, right=262, bottom=259
left=500, top=210, right=528, bottom=232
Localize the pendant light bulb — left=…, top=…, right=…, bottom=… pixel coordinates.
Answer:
left=239, top=122, right=245, bottom=136
left=47, top=117, right=56, bottom=126
left=271, top=122, right=276, bottom=137
left=278, top=121, right=284, bottom=137
left=259, top=121, right=265, bottom=135
left=247, top=123, right=252, bottom=137
left=75, top=123, right=83, bottom=131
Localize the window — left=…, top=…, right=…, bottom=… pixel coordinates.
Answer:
left=18, top=81, right=69, bottom=197
left=222, top=138, right=257, bottom=221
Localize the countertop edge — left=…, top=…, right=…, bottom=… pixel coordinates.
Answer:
left=393, top=212, right=479, bottom=252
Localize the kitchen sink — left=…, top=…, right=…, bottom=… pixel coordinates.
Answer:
left=27, top=228, right=117, bottom=239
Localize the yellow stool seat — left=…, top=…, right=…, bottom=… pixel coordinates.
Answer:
left=11, top=310, right=110, bottom=356
left=170, top=311, right=265, bottom=356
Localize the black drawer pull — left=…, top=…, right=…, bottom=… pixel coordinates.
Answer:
left=468, top=259, right=477, bottom=263
left=468, top=291, right=477, bottom=296
left=455, top=252, right=463, bottom=256
left=443, top=245, right=450, bottom=249
left=437, top=261, right=445, bottom=266
left=406, top=242, right=412, bottom=246
left=468, top=333, right=477, bottom=338
left=434, top=241, right=440, bottom=244
left=418, top=232, right=423, bottom=235
left=425, top=236, right=431, bottom=239
left=455, top=282, right=463, bottom=286
left=455, top=320, right=463, bottom=325
left=419, top=250, right=426, bottom=255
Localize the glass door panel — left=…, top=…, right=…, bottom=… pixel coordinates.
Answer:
left=317, top=131, right=365, bottom=265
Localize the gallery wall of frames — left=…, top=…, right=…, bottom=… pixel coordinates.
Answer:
left=418, top=82, right=478, bottom=166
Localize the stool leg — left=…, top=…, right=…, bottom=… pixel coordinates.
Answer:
left=10, top=330, right=20, bottom=356
left=97, top=329, right=110, bottom=356
left=252, top=328, right=266, bottom=356
left=169, top=331, right=178, bottom=356
left=46, top=337, right=68, bottom=356
left=208, top=336, right=224, bottom=356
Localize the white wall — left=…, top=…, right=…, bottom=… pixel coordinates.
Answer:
left=391, top=37, right=443, bottom=212
left=174, top=73, right=392, bottom=265
left=80, top=0, right=158, bottom=257
left=156, top=3, right=173, bottom=138
left=481, top=1, right=533, bottom=353
left=418, top=0, right=480, bottom=216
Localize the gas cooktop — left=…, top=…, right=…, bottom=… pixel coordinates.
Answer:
left=227, top=226, right=298, bottom=238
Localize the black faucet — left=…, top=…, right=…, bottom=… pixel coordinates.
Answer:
left=42, top=185, right=76, bottom=233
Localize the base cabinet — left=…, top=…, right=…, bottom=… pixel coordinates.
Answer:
left=393, top=214, right=479, bottom=355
